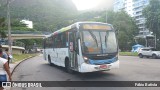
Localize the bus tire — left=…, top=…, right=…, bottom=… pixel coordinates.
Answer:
left=65, top=59, right=73, bottom=73
left=48, top=55, right=52, bottom=66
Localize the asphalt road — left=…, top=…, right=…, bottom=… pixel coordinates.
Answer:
left=11, top=54, right=160, bottom=90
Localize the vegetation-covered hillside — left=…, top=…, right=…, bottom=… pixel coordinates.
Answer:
left=0, top=0, right=77, bottom=32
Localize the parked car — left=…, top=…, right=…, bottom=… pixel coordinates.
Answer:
left=138, top=47, right=160, bottom=59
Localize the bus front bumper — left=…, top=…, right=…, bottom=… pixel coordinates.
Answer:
left=79, top=60, right=119, bottom=73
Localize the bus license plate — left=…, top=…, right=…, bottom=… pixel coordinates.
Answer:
left=99, top=65, right=108, bottom=69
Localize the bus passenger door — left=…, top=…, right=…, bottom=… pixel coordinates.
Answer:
left=69, top=32, right=78, bottom=70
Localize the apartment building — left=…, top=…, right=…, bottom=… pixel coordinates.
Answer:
left=114, top=0, right=149, bottom=32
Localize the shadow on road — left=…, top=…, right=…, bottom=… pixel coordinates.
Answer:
left=41, top=63, right=118, bottom=81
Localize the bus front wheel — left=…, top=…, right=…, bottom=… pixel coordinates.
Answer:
left=65, top=59, right=73, bottom=73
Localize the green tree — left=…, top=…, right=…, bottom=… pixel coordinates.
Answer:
left=143, top=0, right=160, bottom=49
left=0, top=0, right=77, bottom=49
left=91, top=10, right=138, bottom=51
left=17, top=39, right=42, bottom=50
left=0, top=0, right=77, bottom=32
left=10, top=19, right=35, bottom=31
left=143, top=0, right=160, bottom=34
left=0, top=17, right=6, bottom=38
left=0, top=18, right=34, bottom=31
left=112, top=11, right=138, bottom=51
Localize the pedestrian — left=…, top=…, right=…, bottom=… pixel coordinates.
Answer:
left=5, top=48, right=11, bottom=67
left=0, top=45, right=8, bottom=59
left=0, top=49, right=12, bottom=90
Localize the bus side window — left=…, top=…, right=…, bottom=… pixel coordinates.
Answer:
left=68, top=32, right=73, bottom=51
left=46, top=38, right=49, bottom=48
left=54, top=34, right=62, bottom=48
left=65, top=32, right=68, bottom=47
left=76, top=32, right=79, bottom=54
left=54, top=35, right=58, bottom=48
left=61, top=33, right=67, bottom=48
left=43, top=39, right=46, bottom=49
left=70, top=42, right=73, bottom=52
left=69, top=31, right=79, bottom=54
left=66, top=32, right=69, bottom=47
left=49, top=37, right=53, bottom=48
left=59, top=34, right=62, bottom=48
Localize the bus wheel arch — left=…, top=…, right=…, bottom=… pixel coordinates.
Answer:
left=65, top=57, right=73, bottom=73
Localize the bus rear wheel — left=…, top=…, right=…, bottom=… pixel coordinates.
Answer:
left=65, top=59, right=73, bottom=73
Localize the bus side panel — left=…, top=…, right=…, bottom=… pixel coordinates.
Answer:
left=52, top=48, right=69, bottom=67
left=45, top=48, right=55, bottom=62
left=50, top=48, right=58, bottom=65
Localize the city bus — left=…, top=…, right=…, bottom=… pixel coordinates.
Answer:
left=43, top=22, right=119, bottom=73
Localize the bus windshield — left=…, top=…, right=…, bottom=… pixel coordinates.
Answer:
left=81, top=30, right=117, bottom=54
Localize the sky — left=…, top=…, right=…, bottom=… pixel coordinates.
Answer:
left=72, top=0, right=114, bottom=11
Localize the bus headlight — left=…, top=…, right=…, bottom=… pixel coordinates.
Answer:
left=83, top=56, right=89, bottom=63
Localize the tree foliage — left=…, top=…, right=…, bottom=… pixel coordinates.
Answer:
left=143, top=0, right=160, bottom=34
left=108, top=11, right=138, bottom=51
left=143, top=0, right=160, bottom=49
left=0, top=0, right=77, bottom=49
left=0, top=0, right=138, bottom=51
left=0, top=17, right=34, bottom=31
left=0, top=17, right=6, bottom=38
left=17, top=39, right=42, bottom=50
left=79, top=10, right=138, bottom=51
left=0, top=0, right=77, bottom=32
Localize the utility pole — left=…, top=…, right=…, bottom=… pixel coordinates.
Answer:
left=106, top=9, right=107, bottom=23
left=7, top=0, right=12, bottom=55
left=155, top=34, right=156, bottom=49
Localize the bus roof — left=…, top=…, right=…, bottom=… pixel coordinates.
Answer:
left=45, top=22, right=113, bottom=38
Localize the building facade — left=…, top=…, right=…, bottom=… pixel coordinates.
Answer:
left=114, top=0, right=156, bottom=47
left=20, top=19, right=33, bottom=29
left=133, top=0, right=149, bottom=31
left=114, top=0, right=149, bottom=32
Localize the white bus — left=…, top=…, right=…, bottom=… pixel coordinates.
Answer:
left=43, top=22, right=119, bottom=73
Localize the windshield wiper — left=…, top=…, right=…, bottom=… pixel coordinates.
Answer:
left=88, top=30, right=98, bottom=47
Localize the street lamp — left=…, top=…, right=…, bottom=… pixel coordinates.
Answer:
left=7, top=0, right=12, bottom=56
left=155, top=34, right=156, bottom=48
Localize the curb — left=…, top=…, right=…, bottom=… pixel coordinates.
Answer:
left=11, top=54, right=39, bottom=75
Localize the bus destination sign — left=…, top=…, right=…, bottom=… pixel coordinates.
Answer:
left=83, top=24, right=112, bottom=30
